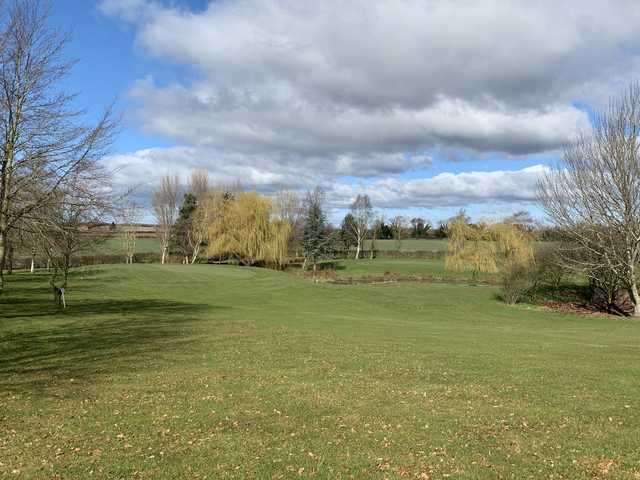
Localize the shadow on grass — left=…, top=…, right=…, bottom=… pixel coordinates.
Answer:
left=1, top=290, right=220, bottom=394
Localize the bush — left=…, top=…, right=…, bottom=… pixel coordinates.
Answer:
left=500, top=261, right=535, bottom=305
left=533, top=246, right=567, bottom=289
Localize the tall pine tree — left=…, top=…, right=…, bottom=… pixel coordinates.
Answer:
left=171, top=193, right=198, bottom=263
left=302, top=188, right=333, bottom=273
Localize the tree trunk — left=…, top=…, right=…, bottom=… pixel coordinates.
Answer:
left=30, top=256, right=35, bottom=273
left=355, top=240, right=360, bottom=260
left=6, top=242, right=12, bottom=275
left=191, top=244, right=200, bottom=264
left=161, top=246, right=166, bottom=264
left=0, top=229, right=5, bottom=293
left=630, top=282, right=640, bottom=317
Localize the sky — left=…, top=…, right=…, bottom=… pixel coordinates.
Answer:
left=49, top=0, right=640, bottom=225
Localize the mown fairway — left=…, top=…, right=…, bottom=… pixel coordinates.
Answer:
left=1, top=264, right=639, bottom=479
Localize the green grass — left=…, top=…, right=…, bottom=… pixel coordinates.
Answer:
left=333, top=258, right=495, bottom=282
left=363, top=239, right=448, bottom=252
left=1, top=263, right=640, bottom=479
left=94, top=236, right=160, bottom=255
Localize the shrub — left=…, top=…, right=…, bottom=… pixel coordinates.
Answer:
left=500, top=261, right=535, bottom=305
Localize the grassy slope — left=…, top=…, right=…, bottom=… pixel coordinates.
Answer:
left=1, top=264, right=639, bottom=479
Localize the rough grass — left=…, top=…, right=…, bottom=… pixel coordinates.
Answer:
left=1, top=264, right=640, bottom=479
left=333, top=258, right=495, bottom=283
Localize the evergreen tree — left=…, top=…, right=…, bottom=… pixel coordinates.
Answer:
left=301, top=188, right=333, bottom=273
left=171, top=193, right=198, bottom=263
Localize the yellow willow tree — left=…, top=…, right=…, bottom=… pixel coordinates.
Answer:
left=445, top=217, right=498, bottom=279
left=445, top=215, right=535, bottom=281
left=204, top=192, right=291, bottom=268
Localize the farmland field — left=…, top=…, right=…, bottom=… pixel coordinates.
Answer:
left=1, top=263, right=639, bottom=479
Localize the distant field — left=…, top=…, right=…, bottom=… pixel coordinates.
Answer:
left=90, top=236, right=160, bottom=255
left=363, top=238, right=448, bottom=252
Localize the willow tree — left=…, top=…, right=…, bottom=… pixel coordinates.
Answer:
left=205, top=192, right=290, bottom=268
left=445, top=217, right=498, bottom=278
left=445, top=214, right=534, bottom=281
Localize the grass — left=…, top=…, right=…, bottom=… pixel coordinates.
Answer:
left=332, top=258, right=495, bottom=283
left=363, top=239, right=448, bottom=252
left=93, top=236, right=160, bottom=255
left=1, top=263, right=640, bottom=479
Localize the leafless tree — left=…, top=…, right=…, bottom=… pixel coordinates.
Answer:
left=349, top=194, right=372, bottom=260
left=31, top=167, right=113, bottom=291
left=539, top=83, right=640, bottom=317
left=275, top=189, right=303, bottom=256
left=390, top=215, right=406, bottom=252
left=189, top=169, right=210, bottom=199
left=152, top=173, right=180, bottom=264
left=118, top=200, right=142, bottom=264
left=0, top=0, right=117, bottom=293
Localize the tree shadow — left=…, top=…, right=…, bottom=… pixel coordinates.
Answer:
left=0, top=297, right=221, bottom=394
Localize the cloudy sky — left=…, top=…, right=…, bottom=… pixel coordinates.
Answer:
left=52, top=0, right=640, bottom=223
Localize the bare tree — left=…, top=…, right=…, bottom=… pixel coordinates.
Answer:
left=118, top=200, right=142, bottom=264
left=152, top=174, right=180, bottom=264
left=349, top=194, right=372, bottom=260
left=539, top=83, right=640, bottom=316
left=31, top=168, right=113, bottom=293
left=390, top=215, right=406, bottom=252
left=0, top=0, right=116, bottom=292
left=189, top=169, right=209, bottom=199
left=275, top=189, right=303, bottom=256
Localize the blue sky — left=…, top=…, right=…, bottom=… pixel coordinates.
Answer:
left=47, top=1, right=640, bottom=224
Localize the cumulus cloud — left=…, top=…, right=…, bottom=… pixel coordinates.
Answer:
left=104, top=145, right=547, bottom=212
left=329, top=165, right=549, bottom=209
left=98, top=0, right=640, bottom=211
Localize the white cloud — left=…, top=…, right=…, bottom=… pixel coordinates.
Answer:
left=98, top=0, right=640, bottom=212
left=329, top=165, right=549, bottom=209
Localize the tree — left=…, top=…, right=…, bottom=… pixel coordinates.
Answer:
left=189, top=169, right=209, bottom=199
left=340, top=213, right=357, bottom=254
left=152, top=174, right=180, bottom=264
left=504, top=210, right=536, bottom=232
left=275, top=189, right=303, bottom=257
left=539, top=83, right=640, bottom=317
left=445, top=215, right=497, bottom=279
left=349, top=194, right=372, bottom=259
left=390, top=215, right=405, bottom=251
left=171, top=193, right=197, bottom=264
left=119, top=201, right=141, bottom=264
left=0, top=0, right=116, bottom=293
left=33, top=171, right=113, bottom=293
left=205, top=191, right=291, bottom=268
left=301, top=187, right=333, bottom=273
left=410, top=217, right=426, bottom=238
left=369, top=215, right=386, bottom=259
left=445, top=214, right=534, bottom=288
left=435, top=221, right=448, bottom=238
